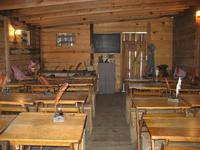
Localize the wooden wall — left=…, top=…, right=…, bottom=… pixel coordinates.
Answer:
left=8, top=20, right=40, bottom=75
left=0, top=16, right=40, bottom=78
left=94, top=17, right=172, bottom=91
left=173, top=8, right=196, bottom=73
left=40, top=17, right=172, bottom=92
left=41, top=25, right=91, bottom=71
left=0, top=16, right=6, bottom=73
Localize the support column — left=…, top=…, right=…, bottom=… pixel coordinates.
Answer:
left=3, top=16, right=10, bottom=77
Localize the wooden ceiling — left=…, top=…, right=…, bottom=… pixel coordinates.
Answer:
left=0, top=0, right=199, bottom=28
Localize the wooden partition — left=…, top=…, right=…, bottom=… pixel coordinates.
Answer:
left=41, top=25, right=91, bottom=71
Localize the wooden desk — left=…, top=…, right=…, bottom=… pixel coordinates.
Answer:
left=35, top=92, right=88, bottom=112
left=0, top=115, right=16, bottom=133
left=145, top=117, right=200, bottom=150
left=0, top=93, right=87, bottom=112
left=0, top=84, right=25, bottom=93
left=0, top=93, right=34, bottom=112
left=132, top=97, right=190, bottom=150
left=0, top=112, right=86, bottom=150
left=163, top=145, right=200, bottom=150
left=181, top=95, right=200, bottom=107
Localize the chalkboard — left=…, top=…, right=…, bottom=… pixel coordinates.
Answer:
left=93, top=33, right=121, bottom=53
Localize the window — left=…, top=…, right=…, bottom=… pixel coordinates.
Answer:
left=56, top=32, right=75, bottom=47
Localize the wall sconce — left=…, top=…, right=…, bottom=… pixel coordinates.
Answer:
left=196, top=9, right=200, bottom=25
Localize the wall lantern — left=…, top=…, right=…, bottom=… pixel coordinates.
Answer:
left=196, top=9, right=200, bottom=25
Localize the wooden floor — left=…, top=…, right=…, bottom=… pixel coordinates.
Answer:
left=86, top=93, right=134, bottom=150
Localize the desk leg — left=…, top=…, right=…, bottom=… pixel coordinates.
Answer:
left=151, top=139, right=155, bottom=150
left=135, top=109, right=141, bottom=150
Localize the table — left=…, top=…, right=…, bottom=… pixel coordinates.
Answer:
left=181, top=95, right=200, bottom=107
left=132, top=96, right=190, bottom=150
left=0, top=112, right=86, bottom=150
left=144, top=117, right=200, bottom=150
left=0, top=92, right=87, bottom=113
left=163, top=145, right=200, bottom=150
left=0, top=115, right=16, bottom=133
left=0, top=115, right=17, bottom=150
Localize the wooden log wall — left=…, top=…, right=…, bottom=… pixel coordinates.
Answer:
left=0, top=16, right=6, bottom=73
left=41, top=25, right=91, bottom=71
left=173, top=8, right=196, bottom=74
left=94, top=17, right=172, bottom=91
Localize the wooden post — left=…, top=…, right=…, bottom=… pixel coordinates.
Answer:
left=3, top=16, right=10, bottom=77
left=195, top=25, right=200, bottom=75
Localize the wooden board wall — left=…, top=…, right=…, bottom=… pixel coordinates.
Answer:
left=173, top=8, right=196, bottom=74
left=8, top=20, right=40, bottom=74
left=0, top=16, right=6, bottom=73
left=94, top=17, right=172, bottom=91
left=41, top=25, right=91, bottom=71
left=40, top=17, right=172, bottom=92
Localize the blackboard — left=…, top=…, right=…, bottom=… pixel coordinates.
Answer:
left=93, top=33, right=121, bottom=53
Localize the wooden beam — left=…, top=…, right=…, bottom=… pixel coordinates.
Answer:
left=0, top=0, right=97, bottom=10
left=24, top=6, right=187, bottom=25
left=12, top=0, right=195, bottom=17
left=20, top=4, right=189, bottom=22
left=3, top=16, right=10, bottom=76
left=38, top=11, right=177, bottom=28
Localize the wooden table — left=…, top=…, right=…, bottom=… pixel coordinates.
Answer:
left=0, top=112, right=86, bottom=150
left=163, top=145, right=200, bottom=150
left=132, top=96, right=190, bottom=150
left=181, top=95, right=200, bottom=107
left=144, top=117, right=200, bottom=150
left=0, top=115, right=17, bottom=149
left=0, top=115, right=16, bottom=133
left=0, top=92, right=87, bottom=113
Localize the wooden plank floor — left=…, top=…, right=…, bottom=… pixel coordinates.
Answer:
left=86, top=93, right=134, bottom=150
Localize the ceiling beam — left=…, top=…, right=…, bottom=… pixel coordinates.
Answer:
left=0, top=0, right=97, bottom=10
left=11, top=0, right=197, bottom=16
left=17, top=3, right=189, bottom=22
left=33, top=10, right=178, bottom=27
left=23, top=5, right=187, bottom=24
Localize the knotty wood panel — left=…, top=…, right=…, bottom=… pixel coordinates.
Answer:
left=41, top=25, right=91, bottom=71
left=173, top=8, right=196, bottom=73
left=151, top=17, right=173, bottom=71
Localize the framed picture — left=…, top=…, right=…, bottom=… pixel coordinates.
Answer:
left=56, top=32, right=75, bottom=47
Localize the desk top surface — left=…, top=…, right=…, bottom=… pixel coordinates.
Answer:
left=0, top=115, right=17, bottom=133
left=181, top=95, right=200, bottom=107
left=0, top=112, right=86, bottom=146
left=132, top=97, right=190, bottom=109
left=163, top=146, right=200, bottom=150
left=145, top=117, right=200, bottom=141
left=0, top=92, right=88, bottom=104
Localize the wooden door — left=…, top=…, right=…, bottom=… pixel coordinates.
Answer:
left=122, top=33, right=147, bottom=79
